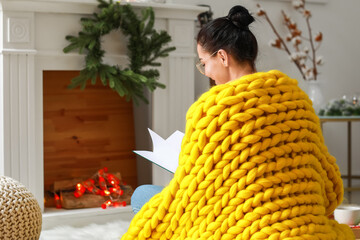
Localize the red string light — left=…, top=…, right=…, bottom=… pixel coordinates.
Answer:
left=68, top=167, right=128, bottom=209
left=53, top=167, right=127, bottom=209
left=74, top=183, right=86, bottom=198
left=54, top=193, right=62, bottom=209
left=98, top=176, right=107, bottom=190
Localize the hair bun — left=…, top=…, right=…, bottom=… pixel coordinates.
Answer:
left=227, top=5, right=254, bottom=29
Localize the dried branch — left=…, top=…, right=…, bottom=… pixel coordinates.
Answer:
left=257, top=0, right=323, bottom=81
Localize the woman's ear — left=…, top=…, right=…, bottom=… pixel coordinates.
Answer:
left=217, top=49, right=229, bottom=67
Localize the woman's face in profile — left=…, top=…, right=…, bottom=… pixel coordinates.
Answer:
left=197, top=44, right=229, bottom=85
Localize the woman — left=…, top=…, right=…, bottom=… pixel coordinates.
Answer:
left=196, top=5, right=257, bottom=85
left=123, top=5, right=354, bottom=240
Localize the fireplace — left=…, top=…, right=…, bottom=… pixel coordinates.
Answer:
left=42, top=70, right=138, bottom=209
left=0, top=0, right=205, bottom=218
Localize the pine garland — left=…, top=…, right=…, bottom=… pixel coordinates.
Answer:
left=63, top=0, right=176, bottom=103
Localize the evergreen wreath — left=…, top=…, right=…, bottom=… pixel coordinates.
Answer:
left=63, top=0, right=176, bottom=103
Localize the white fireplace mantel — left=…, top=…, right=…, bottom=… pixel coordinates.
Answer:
left=0, top=0, right=205, bottom=211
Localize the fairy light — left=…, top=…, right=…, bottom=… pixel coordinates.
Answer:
left=74, top=183, right=86, bottom=198
left=103, top=190, right=111, bottom=196
left=66, top=167, right=128, bottom=209
left=98, top=176, right=107, bottom=190
left=54, top=193, right=62, bottom=209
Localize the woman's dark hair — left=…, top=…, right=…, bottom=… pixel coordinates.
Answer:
left=197, top=5, right=258, bottom=69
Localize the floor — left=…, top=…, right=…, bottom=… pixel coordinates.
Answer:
left=42, top=206, right=134, bottom=230
left=40, top=219, right=130, bottom=240
left=40, top=206, right=134, bottom=240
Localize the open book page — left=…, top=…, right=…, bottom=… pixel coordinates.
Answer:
left=134, top=128, right=184, bottom=173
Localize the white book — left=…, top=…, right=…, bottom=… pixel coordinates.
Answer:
left=134, top=128, right=184, bottom=173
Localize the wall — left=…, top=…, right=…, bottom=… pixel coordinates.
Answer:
left=170, top=0, right=360, bottom=184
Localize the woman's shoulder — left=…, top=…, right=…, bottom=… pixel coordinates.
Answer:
left=189, top=70, right=299, bottom=111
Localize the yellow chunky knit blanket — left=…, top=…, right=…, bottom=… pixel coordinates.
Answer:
left=122, top=70, right=354, bottom=240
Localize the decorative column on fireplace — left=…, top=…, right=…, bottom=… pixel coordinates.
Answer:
left=0, top=0, right=206, bottom=210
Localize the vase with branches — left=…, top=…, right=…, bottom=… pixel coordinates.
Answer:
left=257, top=0, right=323, bottom=81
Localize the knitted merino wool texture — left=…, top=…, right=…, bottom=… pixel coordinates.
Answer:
left=122, top=70, right=354, bottom=240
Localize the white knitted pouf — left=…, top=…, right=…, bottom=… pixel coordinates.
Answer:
left=0, top=176, right=42, bottom=240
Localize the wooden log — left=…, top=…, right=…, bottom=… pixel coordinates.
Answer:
left=120, top=185, right=133, bottom=204
left=60, top=185, right=133, bottom=209
left=52, top=178, right=85, bottom=192
left=61, top=192, right=105, bottom=209
left=51, top=172, right=123, bottom=192
left=44, top=191, right=56, bottom=208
